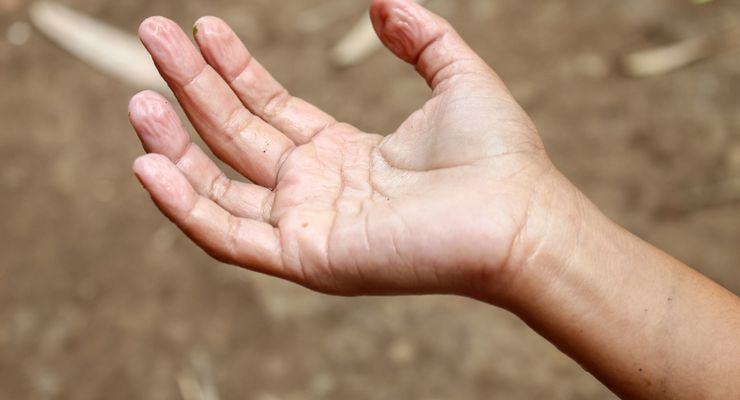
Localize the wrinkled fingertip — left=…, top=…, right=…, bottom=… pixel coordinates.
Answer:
left=128, top=95, right=190, bottom=162
left=369, top=0, right=393, bottom=35
left=191, top=16, right=250, bottom=81
left=137, top=16, right=206, bottom=86
left=132, top=154, right=156, bottom=190
left=138, top=16, right=174, bottom=41
left=132, top=153, right=164, bottom=180
left=128, top=90, right=166, bottom=120
left=369, top=0, right=425, bottom=29
left=132, top=154, right=197, bottom=216
left=192, top=16, right=226, bottom=37
left=369, top=0, right=439, bottom=64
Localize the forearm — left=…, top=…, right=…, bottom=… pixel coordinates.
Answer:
left=486, top=174, right=740, bottom=399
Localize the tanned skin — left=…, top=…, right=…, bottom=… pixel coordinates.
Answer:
left=128, top=1, right=740, bottom=398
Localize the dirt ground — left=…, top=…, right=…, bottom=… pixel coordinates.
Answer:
left=1, top=0, right=739, bottom=399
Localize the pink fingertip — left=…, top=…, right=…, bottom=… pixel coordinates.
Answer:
left=128, top=91, right=166, bottom=120
left=192, top=16, right=250, bottom=82
left=370, top=0, right=430, bottom=64
left=133, top=154, right=197, bottom=218
left=132, top=153, right=162, bottom=180
left=193, top=16, right=226, bottom=37
left=138, top=17, right=206, bottom=86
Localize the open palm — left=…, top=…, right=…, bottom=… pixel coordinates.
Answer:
left=131, top=0, right=557, bottom=297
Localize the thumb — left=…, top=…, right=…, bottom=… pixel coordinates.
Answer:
left=370, top=0, right=507, bottom=95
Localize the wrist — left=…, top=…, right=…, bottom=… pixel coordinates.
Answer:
left=470, top=167, right=595, bottom=308
left=467, top=164, right=740, bottom=399
left=477, top=171, right=740, bottom=399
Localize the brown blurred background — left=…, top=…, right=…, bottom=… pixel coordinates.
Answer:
left=1, top=0, right=739, bottom=399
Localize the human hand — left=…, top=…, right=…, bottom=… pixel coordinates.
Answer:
left=129, top=2, right=740, bottom=397
left=129, top=0, right=578, bottom=300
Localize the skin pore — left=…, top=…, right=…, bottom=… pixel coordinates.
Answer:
left=128, top=0, right=740, bottom=398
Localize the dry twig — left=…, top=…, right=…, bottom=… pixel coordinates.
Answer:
left=29, top=1, right=169, bottom=92
left=622, top=26, right=740, bottom=77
